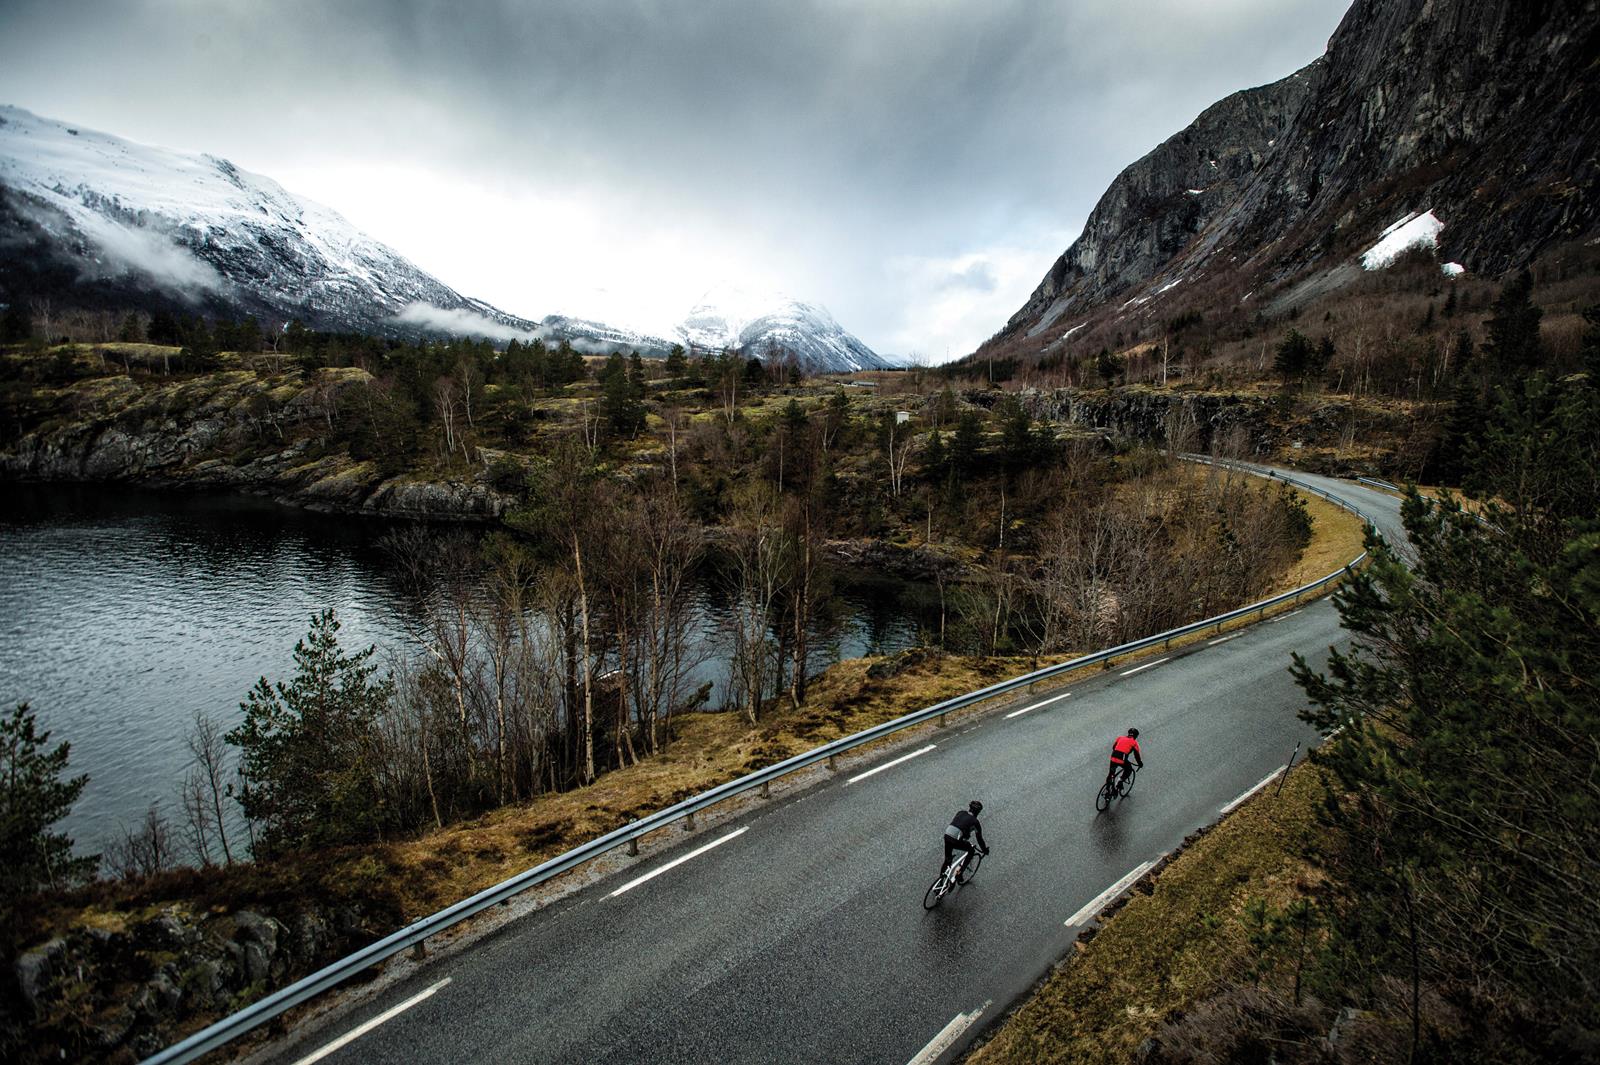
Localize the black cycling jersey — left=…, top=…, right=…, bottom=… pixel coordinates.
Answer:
left=947, top=809, right=987, bottom=849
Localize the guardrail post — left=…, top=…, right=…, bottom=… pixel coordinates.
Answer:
left=627, top=837, right=639, bottom=857
left=937, top=713, right=947, bottom=728
left=828, top=754, right=838, bottom=772
left=684, top=812, right=696, bottom=831
left=1275, top=741, right=1302, bottom=797
left=761, top=780, right=771, bottom=798
left=411, top=940, right=427, bottom=961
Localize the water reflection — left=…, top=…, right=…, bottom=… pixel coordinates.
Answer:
left=0, top=484, right=931, bottom=853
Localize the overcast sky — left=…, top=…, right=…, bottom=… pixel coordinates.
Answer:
left=0, top=0, right=1348, bottom=359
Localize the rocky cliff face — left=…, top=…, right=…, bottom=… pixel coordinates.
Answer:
left=1006, top=64, right=1320, bottom=341
left=994, top=0, right=1600, bottom=354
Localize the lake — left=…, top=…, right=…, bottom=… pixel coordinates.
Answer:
left=0, top=484, right=931, bottom=854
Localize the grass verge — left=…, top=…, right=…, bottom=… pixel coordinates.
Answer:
left=965, top=762, right=1324, bottom=1065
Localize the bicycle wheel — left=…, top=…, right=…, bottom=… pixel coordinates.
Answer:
left=1121, top=768, right=1138, bottom=798
left=923, top=873, right=948, bottom=910
left=957, top=849, right=983, bottom=884
left=1095, top=779, right=1114, bottom=812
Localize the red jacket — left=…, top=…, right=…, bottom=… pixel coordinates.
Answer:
left=1111, top=735, right=1141, bottom=763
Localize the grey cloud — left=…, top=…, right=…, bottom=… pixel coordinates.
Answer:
left=0, top=0, right=1350, bottom=355
left=942, top=261, right=999, bottom=293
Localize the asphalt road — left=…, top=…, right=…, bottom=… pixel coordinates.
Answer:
left=253, top=472, right=1406, bottom=1065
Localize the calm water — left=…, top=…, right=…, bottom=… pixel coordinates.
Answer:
left=0, top=485, right=927, bottom=853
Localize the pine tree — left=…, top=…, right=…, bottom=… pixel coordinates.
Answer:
left=665, top=344, right=688, bottom=378
left=1310, top=335, right=1335, bottom=380
left=951, top=410, right=983, bottom=477
left=226, top=610, right=392, bottom=856
left=1096, top=347, right=1119, bottom=388
left=1482, top=269, right=1543, bottom=380
left=922, top=428, right=947, bottom=479
left=1, top=703, right=95, bottom=921
left=1273, top=328, right=1313, bottom=380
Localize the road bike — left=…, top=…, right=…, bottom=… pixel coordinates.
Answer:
left=922, top=846, right=985, bottom=909
left=1095, top=763, right=1139, bottom=812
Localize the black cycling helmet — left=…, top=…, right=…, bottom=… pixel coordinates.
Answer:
left=1127, top=727, right=1140, bottom=738
left=968, top=800, right=983, bottom=815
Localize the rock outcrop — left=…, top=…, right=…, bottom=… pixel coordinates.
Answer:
left=0, top=370, right=515, bottom=520
left=8, top=902, right=376, bottom=1061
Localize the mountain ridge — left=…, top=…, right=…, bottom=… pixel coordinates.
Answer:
left=984, top=0, right=1600, bottom=362
left=0, top=106, right=885, bottom=371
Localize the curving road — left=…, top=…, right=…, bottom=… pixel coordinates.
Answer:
left=249, top=472, right=1406, bottom=1065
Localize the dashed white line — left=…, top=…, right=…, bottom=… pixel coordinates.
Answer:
left=1271, top=609, right=1305, bottom=623
left=846, top=744, right=936, bottom=785
left=1208, top=633, right=1243, bottom=645
left=608, top=827, right=749, bottom=898
left=907, top=1006, right=986, bottom=1065
left=1219, top=769, right=1282, bottom=814
left=1004, top=690, right=1072, bottom=719
left=1064, top=858, right=1160, bottom=927
left=292, top=978, right=451, bottom=1065
left=1119, top=657, right=1170, bottom=677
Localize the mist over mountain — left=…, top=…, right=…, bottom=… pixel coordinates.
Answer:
left=984, top=0, right=1600, bottom=363
left=0, top=106, right=883, bottom=370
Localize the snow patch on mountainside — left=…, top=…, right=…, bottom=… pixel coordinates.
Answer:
left=1360, top=210, right=1444, bottom=270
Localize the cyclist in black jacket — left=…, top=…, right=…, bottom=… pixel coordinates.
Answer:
left=942, top=800, right=989, bottom=875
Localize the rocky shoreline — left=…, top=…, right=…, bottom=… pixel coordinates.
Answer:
left=0, top=372, right=515, bottom=521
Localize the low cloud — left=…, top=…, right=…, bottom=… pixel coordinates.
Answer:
left=393, top=302, right=544, bottom=343
left=75, top=213, right=227, bottom=297
left=941, top=260, right=999, bottom=293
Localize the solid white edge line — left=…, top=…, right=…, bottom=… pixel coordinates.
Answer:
left=1119, top=657, right=1170, bottom=677
left=1219, top=768, right=1283, bottom=814
left=291, top=977, right=451, bottom=1065
left=1064, top=858, right=1159, bottom=928
left=907, top=1007, right=986, bottom=1065
left=1004, top=690, right=1072, bottom=719
left=1208, top=633, right=1243, bottom=645
left=608, top=826, right=749, bottom=898
left=846, top=744, right=937, bottom=785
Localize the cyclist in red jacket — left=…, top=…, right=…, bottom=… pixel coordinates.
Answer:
left=1108, top=728, right=1143, bottom=791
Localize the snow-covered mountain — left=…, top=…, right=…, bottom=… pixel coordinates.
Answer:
left=674, top=283, right=889, bottom=374
left=0, top=105, right=547, bottom=339
left=0, top=107, right=885, bottom=369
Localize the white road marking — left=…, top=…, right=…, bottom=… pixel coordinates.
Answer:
left=1208, top=633, right=1243, bottom=645
left=1064, top=858, right=1159, bottom=927
left=608, top=827, right=749, bottom=898
left=1271, top=609, right=1305, bottom=623
left=846, top=744, right=936, bottom=785
left=1119, top=657, right=1170, bottom=677
left=292, top=978, right=451, bottom=1065
left=1004, top=690, right=1072, bottom=719
left=1219, top=768, right=1282, bottom=814
left=907, top=1006, right=986, bottom=1065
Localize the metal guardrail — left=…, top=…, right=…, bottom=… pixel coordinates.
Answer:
left=1358, top=475, right=1401, bottom=493
left=144, top=460, right=1377, bottom=1065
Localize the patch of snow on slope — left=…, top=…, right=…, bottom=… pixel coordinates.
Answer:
left=1361, top=210, right=1443, bottom=270
left=1441, top=262, right=1465, bottom=277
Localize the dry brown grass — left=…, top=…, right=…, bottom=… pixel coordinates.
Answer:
left=369, top=651, right=1047, bottom=916
left=965, top=763, right=1324, bottom=1065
